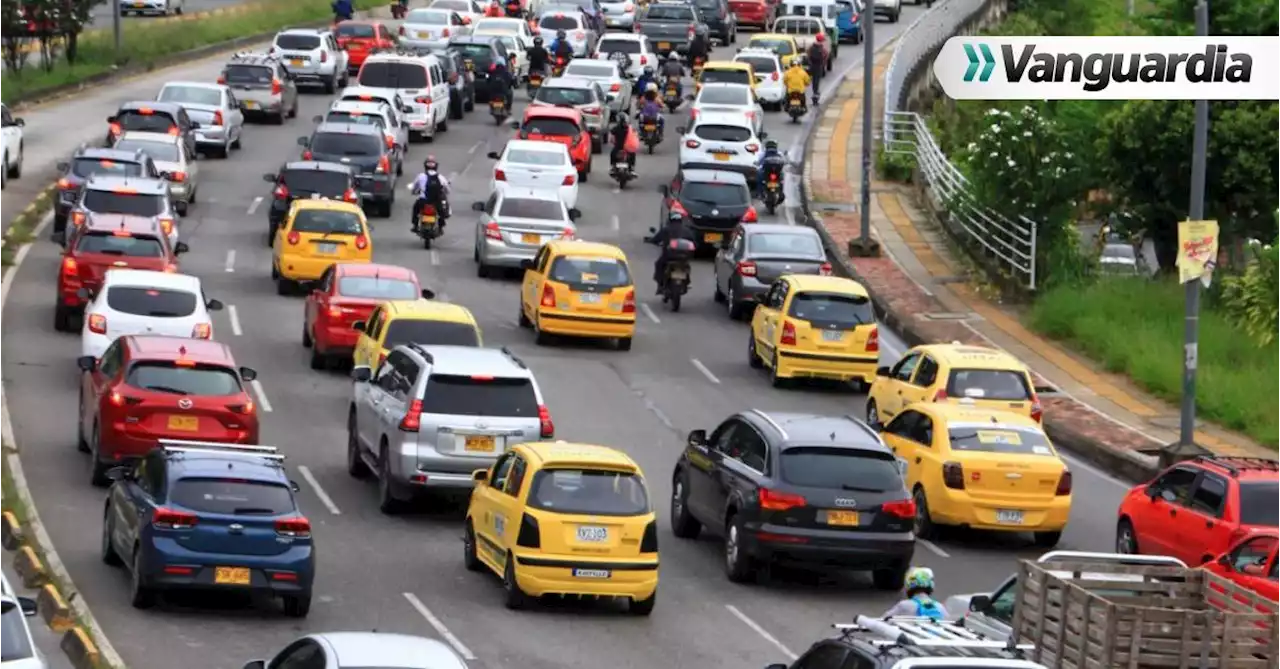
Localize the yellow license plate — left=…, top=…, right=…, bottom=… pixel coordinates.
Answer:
left=465, top=435, right=496, bottom=452
left=465, top=61, right=475, bottom=70
left=826, top=510, right=859, bottom=526
left=704, top=232, right=723, bottom=243
left=521, top=233, right=540, bottom=244
left=243, top=100, right=258, bottom=109
left=492, top=101, right=505, bottom=108
left=658, top=42, right=670, bottom=50
left=644, top=124, right=657, bottom=131
left=422, top=215, right=437, bottom=224
left=665, top=88, right=677, bottom=96
left=713, top=152, right=731, bottom=161
left=789, top=99, right=802, bottom=106
left=417, top=31, right=429, bottom=38
left=167, top=415, right=199, bottom=431
left=214, top=566, right=251, bottom=585
left=290, top=59, right=304, bottom=67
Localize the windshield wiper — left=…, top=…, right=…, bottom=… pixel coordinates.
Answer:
left=841, top=484, right=886, bottom=492
left=685, top=197, right=729, bottom=206
left=231, top=507, right=278, bottom=515
left=143, top=385, right=190, bottom=395
left=147, top=311, right=180, bottom=317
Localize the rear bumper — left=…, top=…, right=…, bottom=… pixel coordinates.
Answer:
left=742, top=521, right=915, bottom=569
left=644, top=36, right=691, bottom=54
left=240, top=98, right=284, bottom=115
left=679, top=161, right=756, bottom=180
left=314, top=324, right=360, bottom=353
left=142, top=538, right=314, bottom=595
left=478, top=236, right=540, bottom=269
left=512, top=551, right=659, bottom=599
left=194, top=126, right=228, bottom=146
left=776, top=348, right=878, bottom=383
left=355, top=174, right=393, bottom=202
left=732, top=11, right=769, bottom=26
left=100, top=429, right=258, bottom=463
left=535, top=308, right=636, bottom=339
left=930, top=491, right=1072, bottom=532
left=602, top=11, right=635, bottom=27
left=277, top=253, right=346, bottom=281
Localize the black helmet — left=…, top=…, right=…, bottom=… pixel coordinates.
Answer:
left=533, top=36, right=543, bottom=46
left=765, top=139, right=778, bottom=151
left=643, top=66, right=654, bottom=75
left=556, top=29, right=567, bottom=39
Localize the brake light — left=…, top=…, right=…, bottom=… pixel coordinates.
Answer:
left=736, top=260, right=756, bottom=277
left=639, top=55, right=647, bottom=65
left=540, top=284, right=556, bottom=307
left=687, top=25, right=695, bottom=36
left=302, top=150, right=313, bottom=160
left=484, top=222, right=502, bottom=240
left=192, top=322, right=212, bottom=339
left=343, top=188, right=358, bottom=203
left=71, top=211, right=86, bottom=227
left=212, top=111, right=224, bottom=126
left=320, top=50, right=328, bottom=63
left=780, top=320, right=796, bottom=345
left=538, top=405, right=555, bottom=438
left=169, top=171, right=187, bottom=183
left=164, top=263, right=178, bottom=273
left=574, top=31, right=585, bottom=39
left=376, top=156, right=390, bottom=174
left=442, top=27, right=450, bottom=36
left=561, top=174, right=575, bottom=186
left=640, top=520, right=658, bottom=552
left=271, top=571, right=298, bottom=581
left=152, top=508, right=198, bottom=530
left=865, top=326, right=879, bottom=352
left=685, top=139, right=701, bottom=149
left=167, top=126, right=180, bottom=136
left=58, top=178, right=73, bottom=189
left=385, top=134, right=395, bottom=149
left=819, top=261, right=832, bottom=276
left=609, top=83, right=620, bottom=93
left=495, top=168, right=506, bottom=181
left=216, top=75, right=226, bottom=84
left=768, top=172, right=780, bottom=182
left=423, top=204, right=437, bottom=217
left=880, top=499, right=916, bottom=519
left=354, top=234, right=368, bottom=250
left=273, top=184, right=289, bottom=199
left=415, top=96, right=432, bottom=105
left=771, top=71, right=779, bottom=81
left=741, top=206, right=758, bottom=223
left=583, top=106, right=601, bottom=116
left=61, top=256, right=78, bottom=276
left=229, top=399, right=255, bottom=414
left=1031, top=395, right=1043, bottom=423
left=517, top=513, right=541, bottom=547
left=274, top=517, right=312, bottom=538
left=759, top=488, right=805, bottom=511
left=378, top=352, right=387, bottom=367
left=942, top=462, right=964, bottom=489
left=108, top=122, right=122, bottom=136
left=287, top=231, right=301, bottom=245
left=1055, top=470, right=1073, bottom=496
left=87, top=314, right=107, bottom=334
left=622, top=289, right=635, bottom=314
left=745, top=143, right=759, bottom=153
left=932, top=388, right=948, bottom=402
left=633, top=24, right=642, bottom=32
left=272, top=79, right=282, bottom=95
left=400, top=399, right=423, bottom=431
left=670, top=201, right=688, bottom=216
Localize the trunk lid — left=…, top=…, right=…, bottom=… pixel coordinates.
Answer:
left=309, top=151, right=381, bottom=175
left=953, top=449, right=1064, bottom=504
left=751, top=257, right=826, bottom=283
left=418, top=374, right=543, bottom=458
left=124, top=386, right=252, bottom=444
left=295, top=230, right=365, bottom=261
left=167, top=478, right=300, bottom=556
left=768, top=445, right=911, bottom=533
left=500, top=164, right=572, bottom=190
left=176, top=103, right=221, bottom=126
left=786, top=290, right=876, bottom=356
left=73, top=245, right=171, bottom=292
left=325, top=297, right=381, bottom=330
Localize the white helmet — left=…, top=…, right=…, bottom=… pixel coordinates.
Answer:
left=645, top=82, right=659, bottom=93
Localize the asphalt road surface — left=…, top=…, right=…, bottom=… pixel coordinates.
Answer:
left=2, top=13, right=1131, bottom=669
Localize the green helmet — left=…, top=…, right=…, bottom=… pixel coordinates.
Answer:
left=904, top=566, right=935, bottom=591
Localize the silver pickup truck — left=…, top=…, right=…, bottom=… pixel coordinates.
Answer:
left=634, top=1, right=707, bottom=56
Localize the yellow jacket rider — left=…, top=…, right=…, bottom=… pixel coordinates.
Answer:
left=783, top=60, right=811, bottom=96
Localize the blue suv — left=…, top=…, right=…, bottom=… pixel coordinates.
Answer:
left=100, top=439, right=316, bottom=617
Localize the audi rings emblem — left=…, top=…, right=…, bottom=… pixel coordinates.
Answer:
left=178, top=398, right=193, bottom=409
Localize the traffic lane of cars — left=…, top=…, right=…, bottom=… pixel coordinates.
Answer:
left=86, top=0, right=250, bottom=30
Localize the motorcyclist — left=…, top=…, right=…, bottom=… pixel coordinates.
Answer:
left=410, top=156, right=451, bottom=233
left=806, top=33, right=827, bottom=95
left=755, top=139, right=786, bottom=197
left=484, top=0, right=503, bottom=17
left=783, top=58, right=811, bottom=109
left=489, top=60, right=516, bottom=108
left=526, top=36, right=550, bottom=77
left=637, top=85, right=664, bottom=135
left=647, top=210, right=697, bottom=294
left=659, top=53, right=683, bottom=98
left=883, top=567, right=948, bottom=620
left=331, top=0, right=353, bottom=21
left=634, top=66, right=657, bottom=100
left=550, top=30, right=574, bottom=62
left=608, top=111, right=638, bottom=172
left=686, top=30, right=709, bottom=69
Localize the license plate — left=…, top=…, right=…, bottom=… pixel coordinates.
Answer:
left=658, top=42, right=671, bottom=50
left=767, top=181, right=780, bottom=190
left=826, top=510, right=859, bottom=526
left=521, top=233, right=540, bottom=244
left=578, top=292, right=601, bottom=304
left=670, top=269, right=688, bottom=280
left=644, top=123, right=657, bottom=131
left=214, top=566, right=251, bottom=585
left=316, top=242, right=339, bottom=254
left=243, top=100, right=258, bottom=109
left=789, top=98, right=802, bottom=107
left=573, top=568, right=611, bottom=578
left=665, top=88, right=677, bottom=97
left=713, top=152, right=731, bottom=161
left=464, top=435, right=496, bottom=453
left=417, top=31, right=429, bottom=38
left=576, top=525, right=608, bottom=542
left=132, top=2, right=145, bottom=6
left=167, top=415, right=199, bottom=431
left=821, top=330, right=844, bottom=342
left=421, top=215, right=437, bottom=224
left=996, top=509, right=1024, bottom=524
left=290, top=59, right=305, bottom=67
left=465, top=61, right=475, bottom=71
left=704, top=232, right=723, bottom=243
left=492, top=101, right=505, bottom=109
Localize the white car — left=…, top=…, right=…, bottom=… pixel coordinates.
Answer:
left=120, top=0, right=183, bottom=16
left=400, top=8, right=472, bottom=49
left=536, top=11, right=592, bottom=57
left=472, top=187, right=580, bottom=278
left=599, top=0, right=639, bottom=29
left=733, top=48, right=784, bottom=107
left=155, top=81, right=245, bottom=158
left=112, top=131, right=200, bottom=215
left=874, top=0, right=901, bottom=22
left=594, top=34, right=656, bottom=78
left=677, top=110, right=766, bottom=177
left=350, top=52, right=452, bottom=140
left=689, top=82, right=764, bottom=136
left=317, top=99, right=409, bottom=167
left=1, top=573, right=44, bottom=669
left=270, top=28, right=351, bottom=93
left=1, top=103, right=24, bottom=190
left=476, top=32, right=530, bottom=80
left=80, top=270, right=223, bottom=360
left=471, top=17, right=536, bottom=48
left=427, top=0, right=483, bottom=24
left=487, top=139, right=579, bottom=208
left=563, top=59, right=632, bottom=111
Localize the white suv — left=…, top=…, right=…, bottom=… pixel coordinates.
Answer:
left=81, top=270, right=223, bottom=360
left=677, top=111, right=767, bottom=179
left=351, top=52, right=452, bottom=141
left=733, top=48, right=784, bottom=107
left=271, top=28, right=351, bottom=93
left=1, top=103, right=24, bottom=190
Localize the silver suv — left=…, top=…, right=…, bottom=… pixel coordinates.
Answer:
left=219, top=52, right=300, bottom=124
left=347, top=344, right=554, bottom=513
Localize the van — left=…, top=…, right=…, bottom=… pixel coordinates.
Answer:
left=779, top=0, right=843, bottom=47
left=353, top=52, right=451, bottom=141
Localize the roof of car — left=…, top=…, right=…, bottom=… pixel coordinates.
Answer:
left=544, top=76, right=597, bottom=89
left=784, top=274, right=869, bottom=295
left=522, top=105, right=584, bottom=121
left=160, top=80, right=225, bottom=92
left=702, top=60, right=751, bottom=70
left=123, top=335, right=236, bottom=365
left=384, top=299, right=478, bottom=324
left=288, top=198, right=366, bottom=216
left=336, top=262, right=417, bottom=280
left=545, top=239, right=627, bottom=260
left=750, top=32, right=798, bottom=41
left=336, top=18, right=381, bottom=25
left=598, top=32, right=645, bottom=41
left=102, top=268, right=201, bottom=291
left=82, top=213, right=163, bottom=235
left=167, top=450, right=287, bottom=484
left=117, top=100, right=185, bottom=115
left=1190, top=455, right=1279, bottom=481
left=912, top=403, right=1044, bottom=429
left=282, top=160, right=354, bottom=174
left=314, top=121, right=385, bottom=137
left=319, top=632, right=467, bottom=669
left=329, top=99, right=392, bottom=113
left=414, top=345, right=528, bottom=376
left=474, top=16, right=524, bottom=26
left=743, top=223, right=818, bottom=236
left=84, top=174, right=170, bottom=193
left=518, top=441, right=640, bottom=471
left=505, top=138, right=571, bottom=154
left=735, top=47, right=778, bottom=56
left=117, top=130, right=183, bottom=145
left=278, top=27, right=328, bottom=35
left=681, top=168, right=749, bottom=185
left=750, top=411, right=884, bottom=449
left=911, top=343, right=1027, bottom=370
left=72, top=146, right=150, bottom=162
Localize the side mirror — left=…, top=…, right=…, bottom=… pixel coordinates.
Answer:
left=312, top=114, right=324, bottom=123
left=969, top=594, right=991, bottom=612
left=106, top=115, right=116, bottom=123
left=520, top=259, right=536, bottom=270
left=675, top=126, right=687, bottom=134
left=487, top=151, right=501, bottom=159
left=105, top=466, right=131, bottom=482
left=687, top=429, right=707, bottom=447
left=15, top=118, right=24, bottom=127
left=472, top=469, right=489, bottom=483
left=470, top=201, right=486, bottom=212
left=174, top=241, right=190, bottom=254
left=1217, top=554, right=1231, bottom=567
left=76, top=356, right=96, bottom=372
left=567, top=208, right=581, bottom=221
left=875, top=365, right=890, bottom=377
left=239, top=366, right=258, bottom=382
left=508, top=120, right=521, bottom=129
left=421, top=288, right=436, bottom=299
left=352, top=366, right=373, bottom=382
left=242, top=662, right=267, bottom=669
left=57, top=161, right=70, bottom=172
left=352, top=320, right=367, bottom=331
left=206, top=299, right=224, bottom=311
left=290, top=480, right=301, bottom=493
left=296, top=136, right=310, bottom=147
left=262, top=172, right=277, bottom=183
left=17, top=596, right=37, bottom=617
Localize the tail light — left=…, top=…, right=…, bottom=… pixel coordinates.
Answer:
left=517, top=513, right=541, bottom=548
left=622, top=289, right=636, bottom=313
left=320, top=51, right=328, bottom=63
left=540, top=284, right=556, bottom=307
left=780, top=320, right=796, bottom=345
left=378, top=351, right=387, bottom=367
left=274, top=517, right=312, bottom=538
left=108, top=122, right=121, bottom=136
left=639, top=55, right=647, bottom=65
left=736, top=260, right=756, bottom=277
left=771, top=71, right=779, bottom=81
left=768, top=172, right=780, bottom=182
left=759, top=488, right=805, bottom=511
left=561, top=174, right=575, bottom=185
left=302, top=150, right=313, bottom=160
left=538, top=404, right=555, bottom=438
left=687, top=26, right=695, bottom=37
left=633, top=24, right=641, bottom=31
left=343, top=188, right=358, bottom=203
left=376, top=156, right=390, bottom=174
left=560, top=227, right=575, bottom=240
left=609, top=83, right=620, bottom=93
left=228, top=399, right=255, bottom=414
left=158, top=218, right=174, bottom=236
left=58, top=178, right=73, bottom=190
left=880, top=499, right=916, bottom=519
left=87, top=314, right=107, bottom=334
left=354, top=234, right=368, bottom=250
left=942, top=462, right=964, bottom=490
left=270, top=571, right=298, bottom=581
left=164, top=263, right=178, bottom=273
left=399, top=25, right=406, bottom=35
left=163, top=566, right=195, bottom=576
left=484, top=222, right=502, bottom=240
left=442, top=27, right=450, bottom=36
left=152, top=508, right=198, bottom=529
left=415, top=96, right=432, bottom=105
left=287, top=231, right=301, bottom=245
left=424, top=204, right=437, bottom=216
left=932, top=388, right=948, bottom=402
left=109, top=391, right=142, bottom=406
left=384, top=134, right=395, bottom=149
left=865, top=326, right=879, bottom=352
left=819, top=262, right=832, bottom=276
left=640, top=520, right=658, bottom=552
left=745, top=143, right=760, bottom=153
left=169, top=171, right=187, bottom=183
left=741, top=206, right=758, bottom=223
left=574, top=31, right=585, bottom=39
left=71, top=211, right=86, bottom=227
left=273, top=184, right=289, bottom=199
left=1031, top=395, right=1044, bottom=423
left=272, top=78, right=283, bottom=95
left=400, top=399, right=424, bottom=431
left=61, top=256, right=78, bottom=277
left=192, top=322, right=212, bottom=339
left=583, top=106, right=601, bottom=116
left=216, top=74, right=226, bottom=84
left=685, top=139, right=701, bottom=149
left=495, top=168, right=507, bottom=181
left=1055, top=470, right=1073, bottom=495
left=212, top=110, right=224, bottom=126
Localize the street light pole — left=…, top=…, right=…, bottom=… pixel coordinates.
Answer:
left=850, top=1, right=880, bottom=257
left=112, top=0, right=123, bottom=56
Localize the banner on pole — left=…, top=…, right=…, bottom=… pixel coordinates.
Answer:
left=1176, top=219, right=1219, bottom=286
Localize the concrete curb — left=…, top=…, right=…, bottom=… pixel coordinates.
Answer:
left=61, top=627, right=102, bottom=669
left=1, top=511, right=23, bottom=549
left=38, top=583, right=76, bottom=633
left=14, top=545, right=47, bottom=588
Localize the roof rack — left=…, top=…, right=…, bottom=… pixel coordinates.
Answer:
left=1194, top=455, right=1279, bottom=476
left=158, top=439, right=284, bottom=461
left=837, top=616, right=1033, bottom=655
left=500, top=346, right=527, bottom=369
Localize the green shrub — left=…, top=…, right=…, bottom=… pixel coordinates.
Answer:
left=877, top=147, right=915, bottom=183
left=1220, top=241, right=1279, bottom=346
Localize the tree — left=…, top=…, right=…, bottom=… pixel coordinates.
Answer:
left=1143, top=0, right=1278, bottom=37
left=0, top=0, right=32, bottom=74
left=54, top=0, right=100, bottom=64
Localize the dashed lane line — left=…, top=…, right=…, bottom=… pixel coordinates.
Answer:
left=250, top=379, right=273, bottom=413
left=725, top=604, right=798, bottom=661
left=430, top=249, right=440, bottom=266
left=403, top=592, right=478, bottom=660
left=224, top=249, right=236, bottom=273
left=691, top=358, right=720, bottom=384
left=640, top=303, right=660, bottom=324
left=296, top=465, right=342, bottom=515
left=227, top=305, right=243, bottom=336
left=246, top=196, right=263, bottom=216
left=918, top=539, right=950, bottom=558
left=610, top=214, right=619, bottom=232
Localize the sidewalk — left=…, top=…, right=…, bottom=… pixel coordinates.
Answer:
left=802, top=49, right=1274, bottom=480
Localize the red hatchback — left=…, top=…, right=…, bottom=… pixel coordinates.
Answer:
left=1204, top=530, right=1279, bottom=602
left=729, top=0, right=773, bottom=29
left=334, top=21, right=397, bottom=73
left=1116, top=455, right=1279, bottom=566
left=302, top=262, right=429, bottom=369
left=76, top=336, right=260, bottom=486
left=513, top=107, right=592, bottom=178
left=55, top=213, right=187, bottom=332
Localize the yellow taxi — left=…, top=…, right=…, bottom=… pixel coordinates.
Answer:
left=351, top=298, right=483, bottom=369
left=878, top=402, right=1071, bottom=547
left=519, top=240, right=636, bottom=351
left=463, top=441, right=658, bottom=614
left=272, top=199, right=372, bottom=295
left=746, top=33, right=802, bottom=66
left=748, top=275, right=879, bottom=389
left=866, top=343, right=1041, bottom=430
left=695, top=60, right=757, bottom=93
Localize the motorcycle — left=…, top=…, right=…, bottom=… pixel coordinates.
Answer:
left=527, top=70, right=544, bottom=95
left=551, top=56, right=568, bottom=77
left=490, top=96, right=509, bottom=124
left=762, top=170, right=783, bottom=214
left=786, top=91, right=806, bottom=123
left=658, top=239, right=695, bottom=311
left=638, top=116, right=662, bottom=153
left=610, top=152, right=634, bottom=189
left=662, top=79, right=681, bottom=113
left=416, top=202, right=446, bottom=249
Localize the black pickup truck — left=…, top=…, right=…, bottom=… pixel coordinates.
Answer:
left=633, top=1, right=708, bottom=56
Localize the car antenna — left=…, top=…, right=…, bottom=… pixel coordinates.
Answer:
left=830, top=432, right=836, bottom=441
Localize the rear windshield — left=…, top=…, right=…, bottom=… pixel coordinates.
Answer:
left=338, top=277, right=418, bottom=300
left=598, top=38, right=642, bottom=54
left=788, top=292, right=874, bottom=326
left=113, top=138, right=180, bottom=162
left=699, top=86, right=750, bottom=105
left=703, top=70, right=752, bottom=87
left=945, top=369, right=1031, bottom=401
left=775, top=18, right=820, bottom=33
left=451, top=43, right=496, bottom=67
left=535, top=86, right=596, bottom=106
left=171, top=479, right=296, bottom=515
left=275, top=33, right=321, bottom=50
left=117, top=110, right=177, bottom=133
left=780, top=447, right=903, bottom=491
left=749, top=232, right=824, bottom=256
left=737, top=56, right=777, bottom=72
left=326, top=111, right=387, bottom=129
left=415, top=11, right=452, bottom=23
left=281, top=169, right=350, bottom=194
left=72, top=158, right=145, bottom=179
left=498, top=198, right=563, bottom=220
left=694, top=124, right=752, bottom=142
left=125, top=362, right=242, bottom=396
left=383, top=320, right=480, bottom=349
left=75, top=231, right=166, bottom=257
left=1240, top=482, right=1279, bottom=526
left=643, top=5, right=694, bottom=19
left=550, top=256, right=631, bottom=287
left=157, top=85, right=222, bottom=106
left=290, top=209, right=364, bottom=235
left=566, top=63, right=616, bottom=78
left=539, top=14, right=581, bottom=29
left=528, top=469, right=650, bottom=516
left=524, top=117, right=579, bottom=136
left=83, top=190, right=166, bottom=217
left=336, top=23, right=377, bottom=37
left=420, top=374, right=536, bottom=416
left=683, top=181, right=748, bottom=206
left=947, top=427, right=1054, bottom=455
left=752, top=37, right=795, bottom=54
left=223, top=64, right=274, bottom=85
left=358, top=61, right=430, bottom=88
left=507, top=148, right=567, bottom=166
left=310, top=132, right=382, bottom=156
left=106, top=287, right=197, bottom=317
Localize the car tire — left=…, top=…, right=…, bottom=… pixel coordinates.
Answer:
left=10, top=143, right=22, bottom=178
left=591, top=134, right=602, bottom=154
left=282, top=593, right=311, bottom=618
left=727, top=285, right=746, bottom=320
left=518, top=301, right=532, bottom=328
left=503, top=554, right=529, bottom=609
left=1115, top=518, right=1138, bottom=554
left=628, top=591, right=656, bottom=616
left=289, top=99, right=299, bottom=118
left=439, top=116, right=449, bottom=133
left=747, top=331, right=763, bottom=369
left=309, top=346, right=327, bottom=371
left=377, top=445, right=404, bottom=515
left=346, top=412, right=370, bottom=478
left=276, top=278, right=293, bottom=296
left=723, top=514, right=755, bottom=583
left=101, top=507, right=123, bottom=566
left=89, top=422, right=110, bottom=487
left=670, top=475, right=702, bottom=539
left=768, top=351, right=786, bottom=388
left=302, top=322, right=313, bottom=348
left=129, top=549, right=156, bottom=609
left=463, top=520, right=482, bottom=572
left=865, top=399, right=881, bottom=429
left=713, top=279, right=726, bottom=303
left=476, top=260, right=490, bottom=278
left=231, top=134, right=242, bottom=150
left=76, top=396, right=90, bottom=453
left=913, top=486, right=936, bottom=539
left=616, top=336, right=632, bottom=351
left=1033, top=530, right=1062, bottom=548
left=871, top=562, right=907, bottom=590
left=533, top=318, right=552, bottom=346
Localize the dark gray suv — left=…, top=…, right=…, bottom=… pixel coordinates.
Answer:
left=297, top=123, right=396, bottom=217
left=713, top=223, right=830, bottom=320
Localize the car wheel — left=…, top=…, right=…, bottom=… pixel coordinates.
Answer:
left=723, top=514, right=755, bottom=583
left=1115, top=518, right=1138, bottom=554
left=463, top=520, right=482, bottom=572
left=276, top=278, right=292, bottom=296
left=670, top=475, right=702, bottom=539
left=309, top=346, right=327, bottom=371
left=913, top=486, right=935, bottom=539
left=1033, top=530, right=1062, bottom=548
left=518, top=300, right=532, bottom=328
left=476, top=260, right=490, bottom=278
left=377, top=445, right=404, bottom=514
left=89, top=422, right=110, bottom=487
left=101, top=506, right=123, bottom=566
left=129, top=549, right=156, bottom=609
left=865, top=399, right=881, bottom=429
left=346, top=412, right=370, bottom=478
left=282, top=593, right=311, bottom=618
left=768, top=351, right=786, bottom=388
left=439, top=116, right=449, bottom=132
left=533, top=318, right=553, bottom=346
left=591, top=135, right=602, bottom=154
left=54, top=304, right=75, bottom=332
left=713, top=278, right=726, bottom=303
left=871, top=562, right=907, bottom=590
left=628, top=591, right=656, bottom=616
left=11, top=143, right=22, bottom=177
left=727, top=285, right=746, bottom=320
left=616, top=336, right=632, bottom=351
left=503, top=554, right=529, bottom=609
left=747, top=331, right=763, bottom=369
left=302, top=322, right=313, bottom=348
left=231, top=133, right=242, bottom=149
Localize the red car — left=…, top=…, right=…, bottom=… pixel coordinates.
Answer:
left=55, top=213, right=187, bottom=332
left=302, top=262, right=429, bottom=369
left=76, top=336, right=261, bottom=486
left=1116, top=455, right=1279, bottom=566
left=335, top=20, right=397, bottom=72
left=513, top=106, right=593, bottom=179
left=728, top=0, right=774, bottom=29
left=1203, top=530, right=1278, bottom=602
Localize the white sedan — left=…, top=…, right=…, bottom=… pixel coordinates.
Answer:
left=400, top=8, right=472, bottom=48
left=487, top=139, right=579, bottom=208
left=563, top=59, right=632, bottom=111
left=471, top=17, right=536, bottom=48
left=155, top=81, right=245, bottom=158
left=427, top=0, right=483, bottom=23
left=689, top=82, right=765, bottom=137
left=80, top=269, right=223, bottom=360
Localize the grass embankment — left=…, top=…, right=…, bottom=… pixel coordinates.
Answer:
left=1027, top=278, right=1279, bottom=449
left=1, top=184, right=55, bottom=268
left=2, top=0, right=383, bottom=104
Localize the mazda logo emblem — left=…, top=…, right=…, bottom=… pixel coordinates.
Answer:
left=178, top=398, right=193, bottom=409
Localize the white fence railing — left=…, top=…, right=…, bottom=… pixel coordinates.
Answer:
left=880, top=0, right=1039, bottom=289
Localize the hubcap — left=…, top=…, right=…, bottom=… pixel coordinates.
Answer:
left=725, top=524, right=738, bottom=568
left=1118, top=527, right=1133, bottom=553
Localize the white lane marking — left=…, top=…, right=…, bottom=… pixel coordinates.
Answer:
left=224, top=249, right=236, bottom=273
left=467, top=140, right=484, bottom=155
left=640, top=303, right=660, bottom=324
left=691, top=358, right=720, bottom=384
left=403, top=592, right=478, bottom=660
left=297, top=465, right=341, bottom=515
left=611, top=187, right=621, bottom=194
left=250, top=379, right=273, bottom=413
left=725, top=604, right=797, bottom=661
left=227, top=305, right=243, bottom=336
left=247, top=196, right=263, bottom=216
left=918, top=538, right=950, bottom=558
left=430, top=249, right=440, bottom=266
left=610, top=214, right=619, bottom=231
